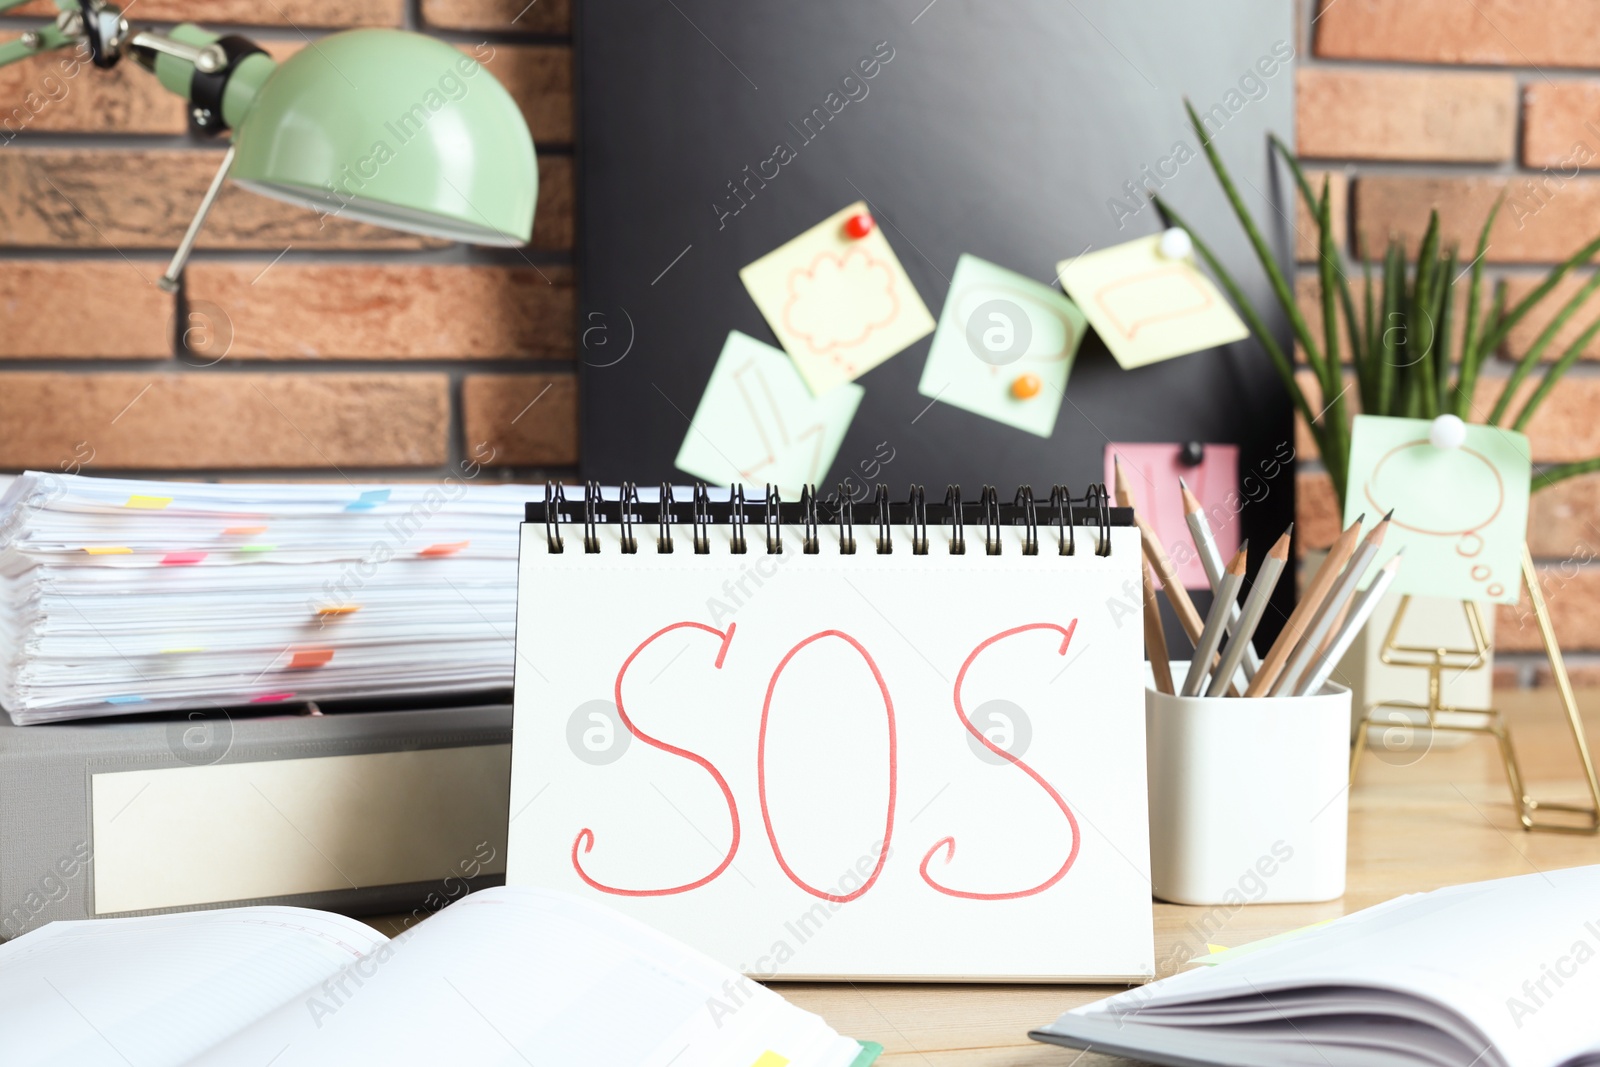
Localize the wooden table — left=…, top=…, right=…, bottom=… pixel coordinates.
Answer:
left=764, top=688, right=1600, bottom=1065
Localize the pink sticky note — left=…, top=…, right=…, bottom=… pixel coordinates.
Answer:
left=1105, top=443, right=1239, bottom=590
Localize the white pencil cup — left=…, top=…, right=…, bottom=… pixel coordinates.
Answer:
left=1145, top=666, right=1351, bottom=906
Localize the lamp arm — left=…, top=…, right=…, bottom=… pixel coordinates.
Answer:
left=0, top=14, right=80, bottom=70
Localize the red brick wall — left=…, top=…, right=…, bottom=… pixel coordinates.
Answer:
left=1295, top=0, right=1600, bottom=686
left=0, top=0, right=576, bottom=480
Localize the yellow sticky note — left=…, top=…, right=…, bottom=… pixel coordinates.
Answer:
left=740, top=201, right=934, bottom=395
left=751, top=1053, right=790, bottom=1067
left=83, top=546, right=133, bottom=555
left=125, top=495, right=173, bottom=510
left=1058, top=234, right=1248, bottom=369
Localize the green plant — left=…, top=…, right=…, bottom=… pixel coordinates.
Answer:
left=1154, top=100, right=1600, bottom=505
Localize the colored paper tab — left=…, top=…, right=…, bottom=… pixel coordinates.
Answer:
left=1058, top=233, right=1248, bottom=369
left=316, top=604, right=362, bottom=617
left=289, top=649, right=335, bottom=669
left=160, top=551, right=207, bottom=566
left=1343, top=415, right=1531, bottom=605
left=420, top=541, right=470, bottom=557
left=751, top=1054, right=790, bottom=1067
left=251, top=692, right=295, bottom=704
left=918, top=254, right=1087, bottom=438
left=106, top=695, right=146, bottom=705
left=83, top=546, right=133, bottom=555
left=1105, top=442, right=1241, bottom=590
left=223, top=525, right=269, bottom=536
left=740, top=201, right=935, bottom=395
left=159, top=647, right=205, bottom=655
left=238, top=544, right=276, bottom=553
left=675, top=331, right=864, bottom=497
left=125, top=495, right=173, bottom=510
left=345, top=489, right=392, bottom=511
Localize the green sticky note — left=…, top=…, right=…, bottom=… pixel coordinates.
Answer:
left=1058, top=233, right=1248, bottom=369
left=675, top=331, right=864, bottom=496
left=916, top=254, right=1086, bottom=437
left=1343, top=415, right=1531, bottom=605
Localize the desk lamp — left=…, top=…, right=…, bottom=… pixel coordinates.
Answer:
left=0, top=0, right=537, bottom=290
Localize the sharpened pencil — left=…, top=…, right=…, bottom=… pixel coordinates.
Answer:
left=1114, top=457, right=1206, bottom=644
left=1142, top=559, right=1175, bottom=695
left=1182, top=543, right=1247, bottom=698
left=1246, top=513, right=1363, bottom=697
left=1206, top=525, right=1290, bottom=698
left=1272, top=511, right=1392, bottom=697
left=1181, top=477, right=1263, bottom=680
left=1297, top=551, right=1405, bottom=697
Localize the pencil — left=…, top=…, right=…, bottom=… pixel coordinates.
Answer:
left=1205, top=525, right=1290, bottom=698
left=1182, top=543, right=1247, bottom=698
left=1142, top=559, right=1175, bottom=695
left=1271, top=511, right=1392, bottom=697
left=1245, top=513, right=1364, bottom=697
left=1296, top=551, right=1405, bottom=697
left=1113, top=457, right=1206, bottom=644
left=1180, top=478, right=1263, bottom=679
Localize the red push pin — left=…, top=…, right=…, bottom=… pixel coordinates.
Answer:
left=843, top=212, right=875, bottom=239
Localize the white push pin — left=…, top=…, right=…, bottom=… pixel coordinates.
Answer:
left=1158, top=227, right=1193, bottom=260
left=1429, top=413, right=1467, bottom=449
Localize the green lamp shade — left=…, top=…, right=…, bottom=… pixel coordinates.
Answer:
left=230, top=29, right=536, bottom=246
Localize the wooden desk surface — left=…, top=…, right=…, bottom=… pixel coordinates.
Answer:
left=764, top=688, right=1600, bottom=1065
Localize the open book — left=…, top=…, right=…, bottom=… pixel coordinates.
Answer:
left=0, top=886, right=880, bottom=1066
left=1032, top=865, right=1600, bottom=1067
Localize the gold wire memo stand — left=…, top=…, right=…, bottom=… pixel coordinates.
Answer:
left=1349, top=545, right=1600, bottom=834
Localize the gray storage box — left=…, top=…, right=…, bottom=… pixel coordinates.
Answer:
left=0, top=700, right=511, bottom=939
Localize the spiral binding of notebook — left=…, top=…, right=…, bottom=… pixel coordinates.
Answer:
left=524, top=482, right=1135, bottom=556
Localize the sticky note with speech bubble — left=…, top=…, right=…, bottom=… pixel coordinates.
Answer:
left=1343, top=415, right=1531, bottom=605
left=1057, top=234, right=1248, bottom=369
left=917, top=255, right=1087, bottom=437
left=675, top=331, right=865, bottom=497
left=740, top=201, right=935, bottom=395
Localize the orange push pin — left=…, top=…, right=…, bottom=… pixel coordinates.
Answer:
left=843, top=212, right=875, bottom=239
left=1011, top=373, right=1042, bottom=399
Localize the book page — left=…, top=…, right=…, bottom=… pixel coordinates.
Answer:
left=0, top=907, right=388, bottom=1067
left=183, top=886, right=862, bottom=1067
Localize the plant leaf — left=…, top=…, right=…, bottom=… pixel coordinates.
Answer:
left=1186, top=100, right=1329, bottom=382
left=1513, top=313, right=1600, bottom=431
left=1451, top=194, right=1502, bottom=417
left=1488, top=269, right=1600, bottom=424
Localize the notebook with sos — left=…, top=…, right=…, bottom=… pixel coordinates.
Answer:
left=508, top=483, right=1153, bottom=981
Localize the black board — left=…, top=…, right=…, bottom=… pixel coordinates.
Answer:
left=575, top=0, right=1299, bottom=645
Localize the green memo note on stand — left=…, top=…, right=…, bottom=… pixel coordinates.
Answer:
left=1342, top=415, right=1531, bottom=605
left=917, top=254, right=1087, bottom=437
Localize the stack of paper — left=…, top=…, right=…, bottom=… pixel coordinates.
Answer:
left=0, top=473, right=531, bottom=725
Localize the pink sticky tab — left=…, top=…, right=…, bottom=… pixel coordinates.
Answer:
left=289, top=649, right=335, bottom=669
left=1105, top=443, right=1239, bottom=590
left=252, top=692, right=295, bottom=704
left=420, top=541, right=470, bottom=557
left=161, top=551, right=207, bottom=566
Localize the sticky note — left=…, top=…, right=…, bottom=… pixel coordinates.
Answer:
left=316, top=604, right=362, bottom=617
left=160, top=551, right=207, bottom=566
left=251, top=692, right=295, bottom=704
left=238, top=544, right=276, bottom=553
left=106, top=695, right=146, bottom=706
left=740, top=201, right=935, bottom=395
left=289, top=649, right=335, bottom=669
left=421, top=541, right=470, bottom=557
left=159, top=647, right=205, bottom=655
left=675, top=331, right=864, bottom=497
left=1106, top=443, right=1240, bottom=590
left=345, top=489, right=391, bottom=511
left=83, top=546, right=133, bottom=555
left=223, top=525, right=268, bottom=536
left=1058, top=234, right=1248, bottom=369
left=751, top=1054, right=790, bottom=1067
left=918, top=255, right=1086, bottom=437
left=1343, top=415, right=1530, bottom=605
left=125, top=495, right=172, bottom=510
